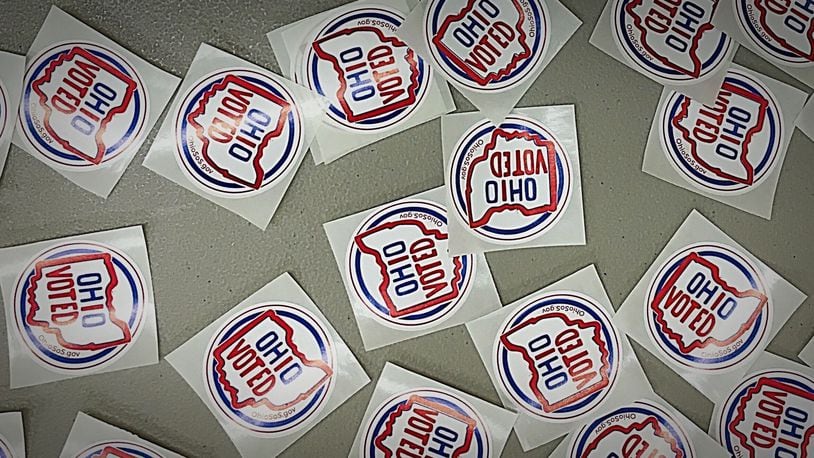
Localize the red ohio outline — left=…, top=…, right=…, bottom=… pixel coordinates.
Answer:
left=373, top=395, right=477, bottom=458
left=186, top=74, right=291, bottom=190
left=672, top=80, right=769, bottom=185
left=626, top=0, right=719, bottom=78
left=354, top=218, right=464, bottom=318
left=25, top=253, right=130, bottom=352
left=499, top=311, right=611, bottom=413
left=31, top=46, right=137, bottom=165
left=465, top=128, right=558, bottom=229
left=753, top=0, right=814, bottom=61
left=212, top=309, right=333, bottom=411
left=431, top=0, right=531, bottom=86
left=650, top=252, right=768, bottom=354
left=311, top=26, right=421, bottom=122
left=92, top=446, right=133, bottom=458
left=729, top=377, right=814, bottom=457
left=583, top=416, right=684, bottom=457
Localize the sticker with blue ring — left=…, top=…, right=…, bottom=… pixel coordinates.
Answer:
left=12, top=241, right=147, bottom=372
left=303, top=6, right=430, bottom=132
left=735, top=0, right=814, bottom=67
left=75, top=441, right=163, bottom=458
left=425, top=0, right=550, bottom=92
left=0, top=434, right=11, bottom=458
left=174, top=68, right=304, bottom=198
left=717, top=369, right=814, bottom=458
left=361, top=388, right=491, bottom=458
left=347, top=199, right=475, bottom=329
left=204, top=302, right=335, bottom=437
left=568, top=399, right=695, bottom=457
left=450, top=114, right=572, bottom=244
left=645, top=242, right=771, bottom=372
left=659, top=69, right=783, bottom=194
left=611, top=0, right=732, bottom=83
left=0, top=79, right=8, bottom=140
left=494, top=291, right=621, bottom=421
left=19, top=41, right=148, bottom=169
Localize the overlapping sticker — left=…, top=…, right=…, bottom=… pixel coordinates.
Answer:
left=712, top=0, right=814, bottom=87
left=268, top=0, right=455, bottom=164
left=12, top=6, right=179, bottom=197
left=143, top=43, right=325, bottom=229
left=0, top=51, right=25, bottom=180
left=323, top=186, right=501, bottom=350
left=396, top=0, right=582, bottom=123
left=165, top=272, right=369, bottom=458
left=550, top=395, right=730, bottom=457
left=349, top=363, right=517, bottom=458
left=797, top=95, right=814, bottom=140
left=590, top=0, right=736, bottom=102
left=801, top=338, right=814, bottom=367
left=642, top=65, right=806, bottom=219
left=0, top=412, right=25, bottom=458
left=0, top=226, right=158, bottom=388
left=710, top=351, right=814, bottom=458
left=442, top=105, right=584, bottom=255
left=59, top=412, right=183, bottom=458
left=466, top=265, right=653, bottom=451
left=616, top=210, right=807, bottom=403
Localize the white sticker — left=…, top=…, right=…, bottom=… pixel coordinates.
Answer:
left=797, top=95, right=814, bottom=140
left=466, top=265, right=653, bottom=451
left=616, top=210, right=807, bottom=403
left=709, top=351, right=814, bottom=458
left=323, top=186, right=501, bottom=350
left=0, top=412, right=25, bottom=458
left=12, top=6, right=179, bottom=198
left=590, top=0, right=736, bottom=103
left=397, top=0, right=581, bottom=123
left=165, top=272, right=369, bottom=457
left=59, top=412, right=182, bottom=458
left=549, top=396, right=730, bottom=458
left=800, top=338, right=814, bottom=367
left=0, top=51, right=25, bottom=181
left=0, top=226, right=158, bottom=389
left=712, top=0, right=814, bottom=87
left=268, top=0, right=455, bottom=164
left=442, top=105, right=584, bottom=255
left=349, top=362, right=517, bottom=458
left=143, top=43, right=326, bottom=229
left=642, top=65, right=806, bottom=219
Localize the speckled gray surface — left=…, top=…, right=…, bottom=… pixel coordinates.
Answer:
left=0, top=1, right=812, bottom=457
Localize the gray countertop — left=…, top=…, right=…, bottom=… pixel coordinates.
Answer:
left=0, top=1, right=812, bottom=456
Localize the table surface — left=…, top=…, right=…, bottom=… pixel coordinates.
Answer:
left=1, top=1, right=812, bottom=456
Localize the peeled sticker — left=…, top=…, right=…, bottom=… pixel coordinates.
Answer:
left=642, top=65, right=806, bottom=219
left=165, top=272, right=369, bottom=457
left=12, top=6, right=179, bottom=198
left=712, top=0, right=814, bottom=87
left=349, top=362, right=517, bottom=458
left=800, top=338, right=814, bottom=367
left=442, top=105, right=584, bottom=255
left=268, top=0, right=455, bottom=164
left=797, top=96, right=814, bottom=141
left=465, top=264, right=653, bottom=451
left=396, top=0, right=581, bottom=123
left=590, top=0, right=737, bottom=102
left=59, top=412, right=182, bottom=458
left=549, top=396, right=730, bottom=458
left=710, top=351, right=814, bottom=458
left=0, top=226, right=158, bottom=389
left=323, top=186, right=501, bottom=350
left=143, top=43, right=325, bottom=229
left=0, top=412, right=25, bottom=458
left=615, top=209, right=807, bottom=403
left=0, top=51, right=25, bottom=180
